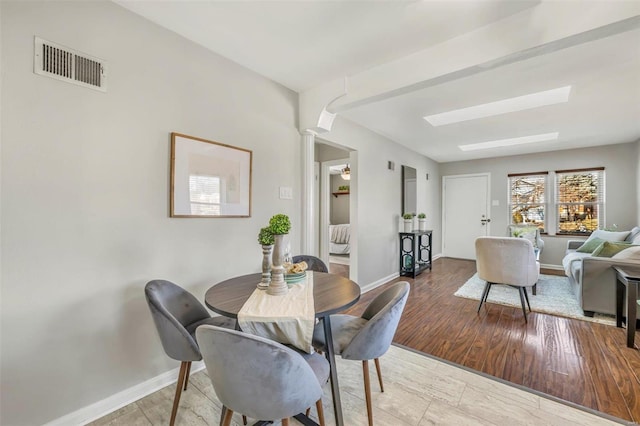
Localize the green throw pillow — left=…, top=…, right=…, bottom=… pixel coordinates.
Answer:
left=592, top=241, right=634, bottom=257
left=576, top=237, right=605, bottom=253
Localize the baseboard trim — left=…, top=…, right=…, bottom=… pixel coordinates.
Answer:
left=44, top=361, right=204, bottom=426
left=360, top=272, right=400, bottom=294
left=541, top=263, right=563, bottom=271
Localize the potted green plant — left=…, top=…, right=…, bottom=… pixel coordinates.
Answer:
left=267, top=214, right=291, bottom=295
left=269, top=214, right=291, bottom=235
left=257, top=227, right=275, bottom=289
left=402, top=213, right=414, bottom=232
left=417, top=213, right=427, bottom=231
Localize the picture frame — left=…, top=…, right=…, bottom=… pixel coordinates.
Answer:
left=170, top=132, right=252, bottom=218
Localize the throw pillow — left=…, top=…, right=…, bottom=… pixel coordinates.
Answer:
left=612, top=245, right=640, bottom=261
left=576, top=237, right=605, bottom=253
left=592, top=241, right=634, bottom=258
left=587, top=229, right=630, bottom=242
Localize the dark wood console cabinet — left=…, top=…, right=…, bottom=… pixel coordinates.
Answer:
left=399, top=230, right=432, bottom=278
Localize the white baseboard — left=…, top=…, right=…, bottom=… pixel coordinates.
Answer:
left=44, top=361, right=204, bottom=426
left=541, top=263, right=563, bottom=271
left=432, top=253, right=442, bottom=261
left=360, top=272, right=400, bottom=294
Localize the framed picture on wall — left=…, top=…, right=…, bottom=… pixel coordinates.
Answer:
left=170, top=132, right=252, bottom=218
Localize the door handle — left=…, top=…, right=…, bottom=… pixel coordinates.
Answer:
left=480, top=218, right=491, bottom=225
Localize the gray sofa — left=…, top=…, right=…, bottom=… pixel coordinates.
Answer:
left=562, top=227, right=640, bottom=319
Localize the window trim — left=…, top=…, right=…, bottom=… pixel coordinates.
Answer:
left=508, top=172, right=548, bottom=233
left=554, top=167, right=605, bottom=236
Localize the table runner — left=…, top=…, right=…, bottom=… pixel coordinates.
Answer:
left=238, top=272, right=315, bottom=353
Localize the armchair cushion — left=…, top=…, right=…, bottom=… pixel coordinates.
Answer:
left=592, top=241, right=635, bottom=258
left=575, top=237, right=606, bottom=253
left=588, top=229, right=630, bottom=242
left=612, top=246, right=640, bottom=261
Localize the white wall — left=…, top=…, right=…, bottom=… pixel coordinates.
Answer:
left=318, top=117, right=441, bottom=285
left=330, top=174, right=349, bottom=224
left=440, top=142, right=638, bottom=267
left=0, top=2, right=300, bottom=424
left=637, top=140, right=640, bottom=225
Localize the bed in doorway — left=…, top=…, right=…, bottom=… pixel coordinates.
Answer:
left=329, top=224, right=350, bottom=254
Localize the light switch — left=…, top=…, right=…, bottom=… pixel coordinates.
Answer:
left=279, top=186, right=293, bottom=200
left=492, top=200, right=500, bottom=206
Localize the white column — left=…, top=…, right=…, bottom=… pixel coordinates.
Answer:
left=301, top=130, right=315, bottom=255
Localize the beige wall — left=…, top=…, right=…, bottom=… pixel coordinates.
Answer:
left=330, top=174, right=350, bottom=224
left=1, top=2, right=300, bottom=424
left=440, top=142, right=639, bottom=266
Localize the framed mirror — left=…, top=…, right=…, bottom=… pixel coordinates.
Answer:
left=402, top=165, right=417, bottom=215
left=170, top=133, right=252, bottom=217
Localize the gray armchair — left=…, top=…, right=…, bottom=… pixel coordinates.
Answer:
left=312, top=281, right=410, bottom=426
left=196, top=325, right=329, bottom=426
left=475, top=237, right=540, bottom=323
left=144, top=280, right=236, bottom=426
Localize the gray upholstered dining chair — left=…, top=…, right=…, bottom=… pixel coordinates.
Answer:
left=144, top=279, right=237, bottom=426
left=312, top=281, right=410, bottom=426
left=196, top=325, right=329, bottom=426
left=292, top=254, right=329, bottom=273
left=475, top=237, right=540, bottom=323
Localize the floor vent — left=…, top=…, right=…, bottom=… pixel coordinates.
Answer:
left=34, top=37, right=107, bottom=92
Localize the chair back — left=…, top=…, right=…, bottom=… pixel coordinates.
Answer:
left=292, top=255, right=329, bottom=273
left=342, top=281, right=410, bottom=361
left=475, top=237, right=539, bottom=288
left=145, top=279, right=210, bottom=361
left=196, top=325, right=324, bottom=421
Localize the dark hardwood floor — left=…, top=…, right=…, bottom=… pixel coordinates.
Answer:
left=344, top=257, right=640, bottom=423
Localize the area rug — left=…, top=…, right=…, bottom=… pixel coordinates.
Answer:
left=454, top=273, right=615, bottom=325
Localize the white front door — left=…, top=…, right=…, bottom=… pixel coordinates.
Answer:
left=442, top=173, right=491, bottom=259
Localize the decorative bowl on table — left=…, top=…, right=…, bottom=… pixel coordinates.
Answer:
left=285, top=271, right=307, bottom=284
left=285, top=260, right=308, bottom=284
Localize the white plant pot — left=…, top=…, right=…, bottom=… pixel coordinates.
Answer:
left=403, top=219, right=413, bottom=232
left=267, top=234, right=288, bottom=295
left=418, top=219, right=427, bottom=231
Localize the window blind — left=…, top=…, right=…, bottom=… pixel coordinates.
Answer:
left=555, top=168, right=604, bottom=234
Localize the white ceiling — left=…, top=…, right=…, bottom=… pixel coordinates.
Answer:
left=114, top=1, right=640, bottom=162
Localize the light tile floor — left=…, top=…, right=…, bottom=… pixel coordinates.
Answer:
left=88, top=345, right=627, bottom=426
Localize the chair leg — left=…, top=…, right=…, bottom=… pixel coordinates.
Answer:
left=183, top=361, right=192, bottom=391
left=316, top=399, right=325, bottom=426
left=305, top=408, right=311, bottom=417
left=362, top=360, right=373, bottom=426
left=221, top=407, right=234, bottom=426
left=532, top=283, right=537, bottom=295
left=374, top=358, right=384, bottom=392
left=477, top=282, right=491, bottom=313
left=242, top=415, right=247, bottom=425
left=282, top=418, right=289, bottom=426
left=518, top=287, right=528, bottom=324
left=170, top=361, right=188, bottom=426
left=523, top=287, right=532, bottom=312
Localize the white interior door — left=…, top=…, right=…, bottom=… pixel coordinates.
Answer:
left=442, top=173, right=491, bottom=259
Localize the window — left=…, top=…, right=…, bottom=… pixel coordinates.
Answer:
left=508, top=172, right=547, bottom=232
left=189, top=174, right=221, bottom=215
left=555, top=168, right=604, bottom=234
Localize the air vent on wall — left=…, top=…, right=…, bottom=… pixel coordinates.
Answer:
left=34, top=37, right=107, bottom=92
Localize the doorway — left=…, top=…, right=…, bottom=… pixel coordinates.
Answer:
left=442, top=173, right=491, bottom=260
left=315, top=142, right=353, bottom=278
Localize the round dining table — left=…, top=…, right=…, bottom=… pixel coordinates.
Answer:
left=204, top=271, right=360, bottom=426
